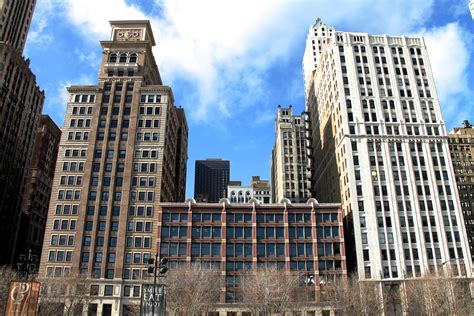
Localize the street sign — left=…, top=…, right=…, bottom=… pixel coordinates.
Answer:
left=5, top=281, right=41, bottom=316
left=140, top=284, right=166, bottom=316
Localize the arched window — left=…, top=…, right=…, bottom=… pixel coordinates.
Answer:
left=129, top=53, right=137, bottom=63
left=119, top=53, right=127, bottom=63
left=108, top=53, right=117, bottom=63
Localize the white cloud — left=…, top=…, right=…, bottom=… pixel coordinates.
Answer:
left=74, top=49, right=100, bottom=70
left=40, top=0, right=442, bottom=124
left=419, top=23, right=473, bottom=127
left=149, top=0, right=435, bottom=122
left=25, top=0, right=55, bottom=51
left=63, top=0, right=146, bottom=38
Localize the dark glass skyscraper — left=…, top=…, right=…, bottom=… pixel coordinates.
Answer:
left=194, top=158, right=230, bottom=202
left=0, top=0, right=45, bottom=265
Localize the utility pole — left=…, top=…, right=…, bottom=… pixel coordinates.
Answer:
left=152, top=253, right=158, bottom=316
left=144, top=254, right=168, bottom=316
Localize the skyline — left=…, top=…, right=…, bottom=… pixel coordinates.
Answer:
left=24, top=0, right=474, bottom=198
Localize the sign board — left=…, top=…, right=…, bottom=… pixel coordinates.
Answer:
left=5, top=281, right=41, bottom=316
left=140, top=284, right=166, bottom=316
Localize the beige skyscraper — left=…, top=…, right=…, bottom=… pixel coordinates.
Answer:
left=271, top=105, right=311, bottom=203
left=39, top=20, right=188, bottom=314
left=305, top=19, right=472, bottom=283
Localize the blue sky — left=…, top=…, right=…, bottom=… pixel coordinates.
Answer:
left=25, top=0, right=474, bottom=198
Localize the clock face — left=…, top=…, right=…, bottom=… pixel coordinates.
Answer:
left=116, top=29, right=141, bottom=41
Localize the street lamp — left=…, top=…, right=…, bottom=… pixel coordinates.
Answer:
left=16, top=249, right=38, bottom=280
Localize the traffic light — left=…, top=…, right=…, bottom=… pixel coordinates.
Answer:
left=159, top=257, right=168, bottom=274
left=147, top=258, right=155, bottom=274
left=147, top=257, right=168, bottom=275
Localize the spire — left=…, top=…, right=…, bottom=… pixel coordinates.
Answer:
left=313, top=17, right=323, bottom=27
left=312, top=17, right=332, bottom=29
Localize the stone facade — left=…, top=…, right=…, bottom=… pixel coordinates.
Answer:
left=271, top=106, right=311, bottom=203
left=305, top=20, right=473, bottom=281
left=39, top=20, right=188, bottom=315
left=227, top=176, right=271, bottom=204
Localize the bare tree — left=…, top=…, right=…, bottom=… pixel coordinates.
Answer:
left=0, top=265, right=21, bottom=314
left=322, top=272, right=472, bottom=316
left=381, top=283, right=402, bottom=316
left=403, top=271, right=472, bottom=315
left=239, top=267, right=309, bottom=315
left=321, top=274, right=384, bottom=316
left=164, top=265, right=221, bottom=315
left=38, top=276, right=92, bottom=316
left=122, top=303, right=140, bottom=316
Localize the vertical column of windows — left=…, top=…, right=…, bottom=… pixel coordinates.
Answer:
left=50, top=96, right=94, bottom=278
left=225, top=212, right=252, bottom=303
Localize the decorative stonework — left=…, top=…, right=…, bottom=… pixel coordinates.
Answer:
left=115, top=29, right=142, bottom=42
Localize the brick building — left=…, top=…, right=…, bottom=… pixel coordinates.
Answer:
left=16, top=115, right=61, bottom=260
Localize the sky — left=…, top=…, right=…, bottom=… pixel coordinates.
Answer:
left=24, top=0, right=474, bottom=198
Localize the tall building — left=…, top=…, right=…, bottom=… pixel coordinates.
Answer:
left=194, top=158, right=230, bottom=202
left=271, top=106, right=311, bottom=203
left=302, top=17, right=334, bottom=96
left=227, top=176, right=271, bottom=204
left=39, top=20, right=188, bottom=312
left=156, top=200, right=345, bottom=311
left=16, top=115, right=61, bottom=260
left=305, top=19, right=472, bottom=281
left=0, top=0, right=37, bottom=53
left=0, top=0, right=44, bottom=265
left=173, top=108, right=188, bottom=202
left=448, top=120, right=474, bottom=262
left=470, top=0, right=474, bottom=19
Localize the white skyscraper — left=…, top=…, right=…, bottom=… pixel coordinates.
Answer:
left=470, top=0, right=474, bottom=19
left=305, top=20, right=473, bottom=282
left=302, top=18, right=335, bottom=96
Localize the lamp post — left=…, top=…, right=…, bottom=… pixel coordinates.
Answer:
left=16, top=249, right=38, bottom=280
